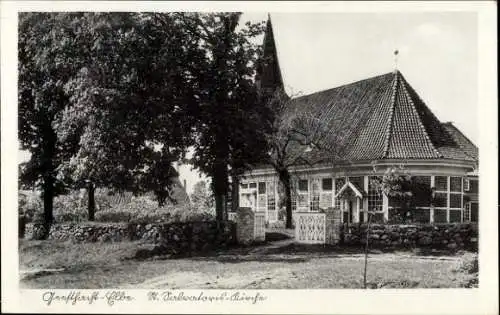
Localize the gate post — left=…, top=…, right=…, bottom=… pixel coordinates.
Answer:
left=236, top=207, right=254, bottom=245
left=235, top=207, right=266, bottom=245
left=325, top=207, right=342, bottom=245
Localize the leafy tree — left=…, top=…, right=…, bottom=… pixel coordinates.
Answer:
left=55, top=13, right=202, bottom=214
left=190, top=180, right=215, bottom=212
left=20, top=12, right=268, bottom=226
left=18, top=13, right=90, bottom=234
left=176, top=13, right=268, bottom=221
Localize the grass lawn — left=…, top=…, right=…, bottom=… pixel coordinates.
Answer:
left=19, top=238, right=477, bottom=289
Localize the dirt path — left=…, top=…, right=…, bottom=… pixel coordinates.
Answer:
left=125, top=270, right=284, bottom=289
left=122, top=240, right=464, bottom=289
left=121, top=239, right=298, bottom=289
left=19, top=238, right=474, bottom=289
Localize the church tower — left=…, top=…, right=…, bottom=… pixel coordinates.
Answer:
left=256, top=14, right=286, bottom=100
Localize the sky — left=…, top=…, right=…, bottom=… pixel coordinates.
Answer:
left=18, top=11, right=479, bottom=196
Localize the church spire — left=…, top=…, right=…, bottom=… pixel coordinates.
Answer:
left=393, top=49, right=399, bottom=73
left=256, top=13, right=285, bottom=98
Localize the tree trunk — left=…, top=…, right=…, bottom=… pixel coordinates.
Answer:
left=213, top=160, right=228, bottom=222
left=156, top=190, right=167, bottom=208
left=214, top=193, right=226, bottom=221
left=210, top=18, right=237, bottom=222
left=211, top=115, right=230, bottom=221
left=231, top=174, right=239, bottom=212
left=87, top=182, right=95, bottom=221
left=41, top=177, right=54, bottom=239
left=278, top=169, right=293, bottom=229
left=39, top=122, right=57, bottom=239
left=284, top=179, right=293, bottom=229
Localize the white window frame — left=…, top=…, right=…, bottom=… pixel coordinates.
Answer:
left=297, top=178, right=310, bottom=211
left=449, top=176, right=464, bottom=223
left=433, top=175, right=449, bottom=223
left=319, top=177, right=334, bottom=210
left=310, top=178, right=321, bottom=212
left=464, top=178, right=470, bottom=192
left=239, top=181, right=257, bottom=210
left=432, top=175, right=465, bottom=223
left=334, top=176, right=346, bottom=213
left=291, top=180, right=297, bottom=212
left=367, top=176, right=384, bottom=213
left=265, top=179, right=278, bottom=222
left=257, top=181, right=267, bottom=212
left=266, top=180, right=276, bottom=211
left=464, top=202, right=471, bottom=222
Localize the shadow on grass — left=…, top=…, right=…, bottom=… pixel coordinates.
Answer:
left=21, top=263, right=98, bottom=281
left=265, top=232, right=292, bottom=242
left=130, top=241, right=476, bottom=263
left=201, top=255, right=309, bottom=264
left=129, top=243, right=372, bottom=263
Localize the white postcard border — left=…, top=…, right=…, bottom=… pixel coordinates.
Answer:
left=1, top=1, right=497, bottom=314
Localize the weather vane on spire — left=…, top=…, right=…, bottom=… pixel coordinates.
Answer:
left=394, top=49, right=399, bottom=71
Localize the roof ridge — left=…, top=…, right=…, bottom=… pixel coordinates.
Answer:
left=402, top=77, right=457, bottom=147
left=443, top=122, right=477, bottom=148
left=441, top=122, right=478, bottom=161
left=399, top=76, right=443, bottom=158
left=382, top=72, right=399, bottom=158
left=291, top=72, right=394, bottom=101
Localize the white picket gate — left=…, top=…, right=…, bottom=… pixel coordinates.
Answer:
left=295, top=212, right=326, bottom=244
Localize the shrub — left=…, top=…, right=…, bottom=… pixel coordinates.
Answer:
left=95, top=196, right=158, bottom=223
left=278, top=207, right=286, bottom=221
left=20, top=189, right=216, bottom=225
left=18, top=191, right=42, bottom=223
left=95, top=210, right=134, bottom=223
left=53, top=193, right=87, bottom=222
left=94, top=195, right=216, bottom=224
left=20, top=190, right=88, bottom=223
left=190, top=181, right=215, bottom=213
left=457, top=252, right=478, bottom=274
left=268, top=220, right=285, bottom=229
left=455, top=252, right=478, bottom=288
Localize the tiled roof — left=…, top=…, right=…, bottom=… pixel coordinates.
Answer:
left=286, top=70, right=477, bottom=163
left=441, top=122, right=478, bottom=161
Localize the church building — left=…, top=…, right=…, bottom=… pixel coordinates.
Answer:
left=238, top=16, right=479, bottom=225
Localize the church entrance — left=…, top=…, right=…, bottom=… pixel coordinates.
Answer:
left=336, top=181, right=365, bottom=224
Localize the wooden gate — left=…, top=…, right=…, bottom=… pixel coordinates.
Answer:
left=295, top=212, right=326, bottom=244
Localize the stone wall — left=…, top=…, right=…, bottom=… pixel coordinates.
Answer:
left=341, top=223, right=478, bottom=250
left=24, top=221, right=236, bottom=252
